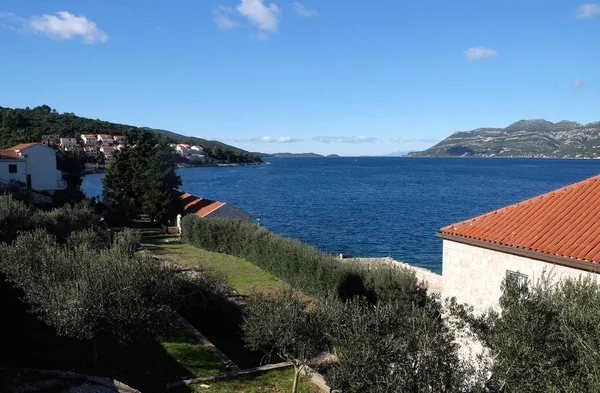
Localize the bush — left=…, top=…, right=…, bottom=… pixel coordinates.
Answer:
left=0, top=229, right=179, bottom=359
left=181, top=214, right=425, bottom=302
left=456, top=273, right=600, bottom=393
left=0, top=195, right=98, bottom=244
left=315, top=298, right=485, bottom=393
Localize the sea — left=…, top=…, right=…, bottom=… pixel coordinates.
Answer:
left=82, top=157, right=600, bottom=274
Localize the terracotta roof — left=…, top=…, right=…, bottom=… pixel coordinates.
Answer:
left=0, top=150, right=24, bottom=160
left=441, top=173, right=600, bottom=263
left=179, top=192, right=225, bottom=218
left=9, top=143, right=37, bottom=151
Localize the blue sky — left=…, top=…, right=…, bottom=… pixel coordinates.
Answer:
left=1, top=0, right=599, bottom=155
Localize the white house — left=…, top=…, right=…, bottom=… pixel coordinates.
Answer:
left=0, top=149, right=27, bottom=186
left=439, top=173, right=600, bottom=314
left=97, top=134, right=114, bottom=144
left=81, top=134, right=97, bottom=146
left=2, top=143, right=64, bottom=191
left=100, top=144, right=115, bottom=154
left=113, top=135, right=126, bottom=144
left=59, top=137, right=78, bottom=147
left=176, top=144, right=191, bottom=156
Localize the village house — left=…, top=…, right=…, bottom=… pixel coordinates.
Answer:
left=100, top=144, right=115, bottom=154
left=59, top=137, right=78, bottom=148
left=113, top=135, right=126, bottom=144
left=83, top=146, right=100, bottom=157
left=97, top=134, right=114, bottom=144
left=0, top=143, right=64, bottom=191
left=439, top=173, right=600, bottom=314
left=81, top=134, right=97, bottom=146
left=176, top=144, right=191, bottom=156
left=41, top=134, right=59, bottom=146
left=0, top=149, right=27, bottom=186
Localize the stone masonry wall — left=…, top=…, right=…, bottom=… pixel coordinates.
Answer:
left=441, top=239, right=599, bottom=314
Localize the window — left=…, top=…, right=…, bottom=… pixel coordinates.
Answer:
left=8, top=164, right=17, bottom=173
left=506, top=270, right=529, bottom=288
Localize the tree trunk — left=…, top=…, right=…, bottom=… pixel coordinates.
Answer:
left=91, top=337, right=98, bottom=363
left=292, top=366, right=301, bottom=393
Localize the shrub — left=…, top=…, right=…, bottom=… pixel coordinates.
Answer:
left=181, top=214, right=425, bottom=302
left=455, top=273, right=600, bottom=393
left=0, top=194, right=32, bottom=243
left=315, top=298, right=485, bottom=393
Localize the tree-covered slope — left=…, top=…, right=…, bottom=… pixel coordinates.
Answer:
left=0, top=105, right=261, bottom=162
left=408, top=119, right=600, bottom=158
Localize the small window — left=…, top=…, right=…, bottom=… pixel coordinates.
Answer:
left=8, top=164, right=17, bottom=173
left=506, top=270, right=528, bottom=288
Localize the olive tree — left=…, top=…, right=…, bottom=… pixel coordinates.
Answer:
left=243, top=289, right=326, bottom=393
left=0, top=229, right=179, bottom=361
left=452, top=273, right=600, bottom=393
left=315, top=297, right=485, bottom=393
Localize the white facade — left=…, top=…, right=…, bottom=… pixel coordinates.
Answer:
left=14, top=144, right=61, bottom=191
left=60, top=138, right=77, bottom=147
left=441, top=239, right=599, bottom=314
left=0, top=159, right=27, bottom=185
left=81, top=134, right=97, bottom=146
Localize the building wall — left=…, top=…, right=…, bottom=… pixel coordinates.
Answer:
left=0, top=160, right=27, bottom=184
left=441, top=239, right=599, bottom=314
left=21, top=144, right=58, bottom=191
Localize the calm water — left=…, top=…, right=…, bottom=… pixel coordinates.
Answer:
left=82, top=157, right=600, bottom=273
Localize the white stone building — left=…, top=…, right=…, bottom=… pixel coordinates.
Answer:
left=1, top=143, right=64, bottom=191
left=97, top=134, right=114, bottom=144
left=59, top=137, right=78, bottom=147
left=440, top=173, right=600, bottom=314
left=81, top=134, right=97, bottom=146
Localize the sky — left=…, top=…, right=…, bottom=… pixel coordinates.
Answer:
left=1, top=0, right=599, bottom=156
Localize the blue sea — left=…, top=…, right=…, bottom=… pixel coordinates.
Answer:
left=82, top=157, right=600, bottom=273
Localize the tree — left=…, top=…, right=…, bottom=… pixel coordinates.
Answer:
left=243, top=289, right=326, bottom=393
left=102, top=130, right=182, bottom=225
left=316, top=297, right=484, bottom=393
left=0, top=229, right=179, bottom=361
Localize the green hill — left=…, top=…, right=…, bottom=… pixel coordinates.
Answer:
left=0, top=105, right=261, bottom=163
left=408, top=119, right=600, bottom=158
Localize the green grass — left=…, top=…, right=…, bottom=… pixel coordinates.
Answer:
left=173, top=369, right=320, bottom=393
left=142, top=234, right=284, bottom=296
left=2, top=314, right=225, bottom=393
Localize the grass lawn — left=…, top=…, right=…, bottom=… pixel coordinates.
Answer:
left=2, top=311, right=225, bottom=393
left=142, top=233, right=284, bottom=296
left=173, top=369, right=320, bottom=393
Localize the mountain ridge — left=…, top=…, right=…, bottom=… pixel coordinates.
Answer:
left=408, top=119, right=600, bottom=158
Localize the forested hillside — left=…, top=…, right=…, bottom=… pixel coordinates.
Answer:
left=0, top=105, right=262, bottom=163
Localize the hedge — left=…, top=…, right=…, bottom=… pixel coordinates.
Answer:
left=181, top=215, right=425, bottom=303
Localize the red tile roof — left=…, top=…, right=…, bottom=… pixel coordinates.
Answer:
left=9, top=143, right=38, bottom=151
left=0, top=150, right=24, bottom=160
left=441, top=173, right=600, bottom=263
left=179, top=192, right=225, bottom=218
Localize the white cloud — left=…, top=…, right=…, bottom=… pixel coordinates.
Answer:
left=574, top=3, right=600, bottom=19
left=228, top=136, right=302, bottom=143
left=213, top=6, right=240, bottom=30
left=236, top=0, right=280, bottom=32
left=293, top=2, right=318, bottom=17
left=462, top=46, right=498, bottom=61
left=313, top=136, right=379, bottom=144
left=27, top=11, right=108, bottom=43
left=572, top=79, right=587, bottom=89
left=391, top=138, right=440, bottom=143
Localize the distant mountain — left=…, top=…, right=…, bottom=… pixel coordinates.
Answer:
left=407, top=119, right=600, bottom=158
left=260, top=152, right=325, bottom=157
